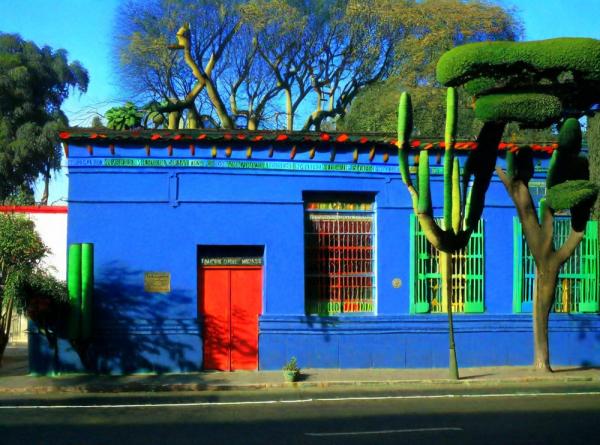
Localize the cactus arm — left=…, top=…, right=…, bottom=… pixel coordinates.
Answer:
left=443, top=88, right=458, bottom=230
left=417, top=151, right=432, bottom=215
left=398, top=92, right=414, bottom=186
left=445, top=87, right=458, bottom=149
left=452, top=157, right=461, bottom=234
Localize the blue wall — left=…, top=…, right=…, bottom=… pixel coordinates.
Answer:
left=29, top=139, right=600, bottom=374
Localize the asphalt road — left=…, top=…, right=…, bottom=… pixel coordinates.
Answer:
left=1, top=385, right=599, bottom=445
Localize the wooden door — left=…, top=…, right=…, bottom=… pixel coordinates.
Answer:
left=200, top=266, right=262, bottom=371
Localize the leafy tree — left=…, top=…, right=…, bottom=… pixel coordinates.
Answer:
left=0, top=33, right=88, bottom=203
left=438, top=37, right=600, bottom=372
left=115, top=0, right=520, bottom=131
left=0, top=213, right=50, bottom=363
left=106, top=102, right=144, bottom=130
left=340, top=80, right=481, bottom=138
left=340, top=78, right=555, bottom=143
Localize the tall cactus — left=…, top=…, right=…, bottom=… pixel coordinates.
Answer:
left=397, top=88, right=505, bottom=379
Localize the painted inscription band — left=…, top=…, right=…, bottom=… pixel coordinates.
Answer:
left=70, top=157, right=410, bottom=174
left=69, top=157, right=548, bottom=175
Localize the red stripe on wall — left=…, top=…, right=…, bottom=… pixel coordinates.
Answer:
left=0, top=206, right=68, bottom=214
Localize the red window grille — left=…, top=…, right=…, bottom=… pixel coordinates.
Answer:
left=305, top=201, right=375, bottom=315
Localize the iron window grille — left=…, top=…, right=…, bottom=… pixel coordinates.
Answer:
left=410, top=215, right=485, bottom=314
left=304, top=200, right=375, bottom=316
left=513, top=218, right=599, bottom=313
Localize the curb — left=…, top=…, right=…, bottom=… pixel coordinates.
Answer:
left=1, top=375, right=599, bottom=395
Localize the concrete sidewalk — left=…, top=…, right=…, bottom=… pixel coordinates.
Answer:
left=1, top=346, right=599, bottom=394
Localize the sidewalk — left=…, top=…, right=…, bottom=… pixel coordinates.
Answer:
left=1, top=346, right=599, bottom=394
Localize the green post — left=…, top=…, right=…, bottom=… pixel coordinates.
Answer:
left=67, top=244, right=82, bottom=340
left=81, top=243, right=94, bottom=340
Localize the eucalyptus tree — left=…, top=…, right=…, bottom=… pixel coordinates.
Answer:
left=115, top=0, right=520, bottom=131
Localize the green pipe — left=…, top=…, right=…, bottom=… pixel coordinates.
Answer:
left=81, top=243, right=94, bottom=340
left=67, top=244, right=82, bottom=340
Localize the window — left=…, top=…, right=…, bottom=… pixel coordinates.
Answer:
left=410, top=216, right=484, bottom=314
left=513, top=218, right=599, bottom=313
left=304, top=198, right=375, bottom=315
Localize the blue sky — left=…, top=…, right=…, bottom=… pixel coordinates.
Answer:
left=0, top=0, right=599, bottom=203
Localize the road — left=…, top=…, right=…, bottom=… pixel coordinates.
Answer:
left=1, top=384, right=599, bottom=444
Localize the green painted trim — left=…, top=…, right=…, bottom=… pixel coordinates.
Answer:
left=464, top=219, right=485, bottom=313
left=409, top=215, right=416, bottom=314
left=579, top=221, right=599, bottom=312
left=81, top=243, right=94, bottom=340
left=514, top=218, right=598, bottom=314
left=67, top=244, right=82, bottom=340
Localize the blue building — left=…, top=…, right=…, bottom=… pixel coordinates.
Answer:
left=29, top=129, right=600, bottom=374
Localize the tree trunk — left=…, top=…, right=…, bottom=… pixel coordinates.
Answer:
left=440, top=251, right=459, bottom=379
left=533, top=263, right=559, bottom=372
left=247, top=117, right=258, bottom=131
left=204, top=80, right=234, bottom=129
left=0, top=334, right=6, bottom=367
left=187, top=108, right=199, bottom=129
left=40, top=165, right=50, bottom=206
left=168, top=111, right=180, bottom=130
left=285, top=89, right=293, bottom=131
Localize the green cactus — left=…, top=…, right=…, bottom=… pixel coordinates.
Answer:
left=443, top=87, right=458, bottom=230
left=397, top=88, right=504, bottom=381
left=417, top=151, right=431, bottom=214
left=452, top=157, right=461, bottom=234
left=439, top=36, right=600, bottom=372
left=397, top=87, right=492, bottom=243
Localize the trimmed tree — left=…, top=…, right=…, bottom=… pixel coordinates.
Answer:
left=437, top=38, right=600, bottom=372
left=397, top=88, right=505, bottom=378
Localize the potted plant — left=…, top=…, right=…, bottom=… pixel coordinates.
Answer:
left=282, top=357, right=300, bottom=382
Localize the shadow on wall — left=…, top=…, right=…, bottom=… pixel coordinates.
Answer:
left=31, top=262, right=202, bottom=375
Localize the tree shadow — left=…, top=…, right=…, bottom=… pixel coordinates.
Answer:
left=30, top=262, right=201, bottom=375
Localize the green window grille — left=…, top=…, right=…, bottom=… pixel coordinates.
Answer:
left=410, top=215, right=484, bottom=314
left=305, top=200, right=375, bottom=316
left=513, top=218, right=599, bottom=313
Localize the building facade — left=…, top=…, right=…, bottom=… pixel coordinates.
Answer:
left=29, top=129, right=600, bottom=374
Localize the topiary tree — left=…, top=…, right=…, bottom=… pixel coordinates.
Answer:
left=587, top=114, right=600, bottom=220
left=437, top=37, right=600, bottom=372
left=398, top=87, right=505, bottom=379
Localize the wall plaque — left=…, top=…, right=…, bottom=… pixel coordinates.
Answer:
left=144, top=272, right=171, bottom=293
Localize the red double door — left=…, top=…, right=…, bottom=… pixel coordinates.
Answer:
left=199, top=266, right=262, bottom=371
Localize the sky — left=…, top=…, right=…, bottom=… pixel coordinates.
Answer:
left=0, top=0, right=599, bottom=204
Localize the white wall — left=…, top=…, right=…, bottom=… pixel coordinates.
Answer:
left=28, top=212, right=68, bottom=279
